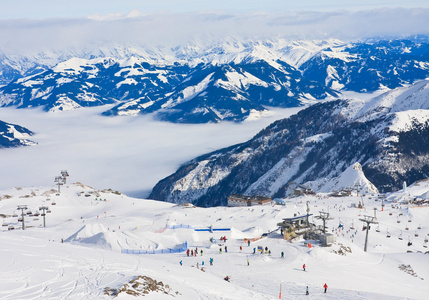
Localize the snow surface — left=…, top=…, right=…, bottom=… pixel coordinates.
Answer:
left=0, top=180, right=428, bottom=299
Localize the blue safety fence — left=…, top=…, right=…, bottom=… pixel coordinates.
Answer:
left=165, top=224, right=231, bottom=232
left=194, top=226, right=231, bottom=232
left=167, top=224, right=194, bottom=229
left=122, top=242, right=187, bottom=255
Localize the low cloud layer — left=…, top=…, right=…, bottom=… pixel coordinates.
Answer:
left=1, top=8, right=429, bottom=54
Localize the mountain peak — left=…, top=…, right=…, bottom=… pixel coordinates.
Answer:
left=310, top=162, right=379, bottom=194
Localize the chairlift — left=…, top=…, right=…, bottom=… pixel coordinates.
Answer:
left=399, top=231, right=403, bottom=240
left=386, top=229, right=391, bottom=238
left=2, top=223, right=8, bottom=227
left=8, top=225, right=14, bottom=230
left=405, top=226, right=409, bottom=231
left=376, top=225, right=380, bottom=233
left=397, top=217, right=401, bottom=223
left=350, top=221, right=355, bottom=230
left=47, top=210, right=52, bottom=213
left=12, top=213, right=18, bottom=217
left=51, top=202, right=56, bottom=205
left=41, top=213, right=46, bottom=217
left=424, top=238, right=428, bottom=248
left=408, top=219, right=412, bottom=223
left=414, top=231, right=418, bottom=237
left=417, top=224, right=422, bottom=230
left=407, top=237, right=412, bottom=246
left=18, top=217, right=23, bottom=222
left=389, top=212, right=393, bottom=216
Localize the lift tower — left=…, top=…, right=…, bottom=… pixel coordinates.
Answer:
left=359, top=215, right=378, bottom=252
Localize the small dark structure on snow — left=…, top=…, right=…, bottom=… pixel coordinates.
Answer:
left=277, top=214, right=313, bottom=240
left=227, top=194, right=271, bottom=207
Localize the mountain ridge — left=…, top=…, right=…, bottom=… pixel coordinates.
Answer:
left=2, top=37, right=429, bottom=123
left=149, top=80, right=429, bottom=206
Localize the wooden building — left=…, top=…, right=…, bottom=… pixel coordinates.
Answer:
left=277, top=214, right=313, bottom=240
left=227, top=194, right=272, bottom=207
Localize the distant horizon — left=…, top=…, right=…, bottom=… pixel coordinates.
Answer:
left=2, top=1, right=429, bottom=20
left=1, top=3, right=429, bottom=53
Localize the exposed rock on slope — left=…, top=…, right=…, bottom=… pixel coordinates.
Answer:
left=149, top=81, right=429, bottom=206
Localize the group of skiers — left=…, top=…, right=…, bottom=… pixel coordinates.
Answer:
left=186, top=248, right=203, bottom=257
left=182, top=238, right=330, bottom=295
left=306, top=283, right=328, bottom=295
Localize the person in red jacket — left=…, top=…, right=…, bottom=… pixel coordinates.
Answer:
left=323, top=283, right=328, bottom=293
left=303, top=264, right=306, bottom=271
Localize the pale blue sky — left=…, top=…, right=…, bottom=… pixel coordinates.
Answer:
left=1, top=0, right=428, bottom=20
left=1, top=1, right=428, bottom=52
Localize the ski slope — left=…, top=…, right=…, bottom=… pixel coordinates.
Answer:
left=0, top=180, right=428, bottom=299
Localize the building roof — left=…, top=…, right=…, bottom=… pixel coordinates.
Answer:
left=282, top=214, right=313, bottom=221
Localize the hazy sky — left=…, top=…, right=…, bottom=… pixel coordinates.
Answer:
left=1, top=0, right=429, bottom=20
left=1, top=1, right=429, bottom=53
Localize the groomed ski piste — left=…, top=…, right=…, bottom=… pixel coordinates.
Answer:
left=0, top=180, right=428, bottom=299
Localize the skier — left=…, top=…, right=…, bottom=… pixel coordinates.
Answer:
left=281, top=251, right=284, bottom=258
left=224, top=276, right=230, bottom=282
left=219, top=248, right=222, bottom=254
left=225, top=245, right=228, bottom=253
left=180, top=260, right=182, bottom=266
left=240, top=246, right=242, bottom=251
left=191, top=250, right=194, bottom=256
left=306, top=286, right=309, bottom=295
left=253, top=248, right=256, bottom=254
left=303, top=264, right=306, bottom=271
left=210, top=257, right=213, bottom=266
left=323, top=283, right=328, bottom=293
left=248, top=240, right=250, bottom=246
left=201, top=249, right=203, bottom=256
left=187, top=249, right=190, bottom=257
left=247, top=258, right=249, bottom=266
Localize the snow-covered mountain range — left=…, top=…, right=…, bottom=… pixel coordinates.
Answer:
left=0, top=120, right=35, bottom=148
left=149, top=80, right=429, bottom=206
left=1, top=38, right=429, bottom=123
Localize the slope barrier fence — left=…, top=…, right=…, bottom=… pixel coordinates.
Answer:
left=121, top=242, right=188, bottom=255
